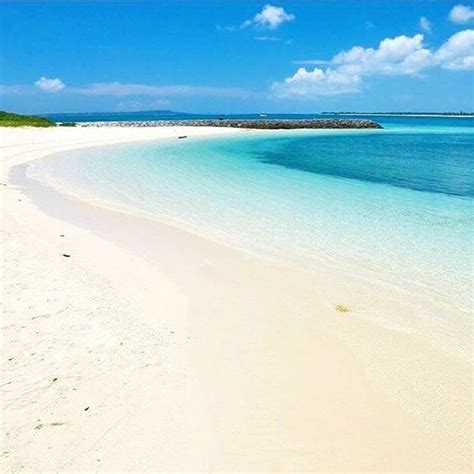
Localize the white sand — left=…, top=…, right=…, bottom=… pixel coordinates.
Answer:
left=1, top=126, right=472, bottom=472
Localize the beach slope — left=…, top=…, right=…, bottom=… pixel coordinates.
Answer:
left=1, top=127, right=471, bottom=472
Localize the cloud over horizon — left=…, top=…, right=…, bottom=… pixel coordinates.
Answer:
left=1, top=80, right=250, bottom=100
left=434, top=29, right=474, bottom=69
left=273, top=30, right=474, bottom=98
left=272, top=67, right=360, bottom=97
left=72, top=82, right=249, bottom=98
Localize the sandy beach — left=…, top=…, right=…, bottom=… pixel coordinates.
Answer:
left=1, top=126, right=472, bottom=472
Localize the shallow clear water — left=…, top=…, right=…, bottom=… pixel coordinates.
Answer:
left=28, top=119, right=473, bottom=317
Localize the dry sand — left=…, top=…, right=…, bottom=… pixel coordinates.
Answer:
left=1, top=126, right=472, bottom=472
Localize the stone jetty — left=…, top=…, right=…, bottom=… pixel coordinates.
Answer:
left=76, top=119, right=383, bottom=129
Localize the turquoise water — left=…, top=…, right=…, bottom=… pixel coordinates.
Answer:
left=28, top=119, right=473, bottom=320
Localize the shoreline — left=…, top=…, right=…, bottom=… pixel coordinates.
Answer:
left=1, top=126, right=472, bottom=471
left=17, top=156, right=470, bottom=358
left=22, top=130, right=472, bottom=348
left=22, top=142, right=472, bottom=349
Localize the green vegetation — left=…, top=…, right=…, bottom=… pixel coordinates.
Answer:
left=0, top=111, right=56, bottom=127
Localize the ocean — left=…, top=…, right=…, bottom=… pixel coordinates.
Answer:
left=27, top=116, right=473, bottom=358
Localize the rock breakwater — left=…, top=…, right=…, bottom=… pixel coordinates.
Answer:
left=75, top=119, right=383, bottom=129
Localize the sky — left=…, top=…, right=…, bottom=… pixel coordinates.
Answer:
left=1, top=0, right=473, bottom=114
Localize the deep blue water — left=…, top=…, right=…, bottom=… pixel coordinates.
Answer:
left=256, top=132, right=474, bottom=197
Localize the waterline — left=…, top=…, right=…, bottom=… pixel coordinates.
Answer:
left=26, top=124, right=473, bottom=359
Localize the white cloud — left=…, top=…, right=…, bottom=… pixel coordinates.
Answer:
left=435, top=29, right=474, bottom=70
left=448, top=4, right=474, bottom=24
left=1, top=80, right=250, bottom=98
left=332, top=34, right=433, bottom=76
left=72, top=82, right=249, bottom=98
left=221, top=4, right=294, bottom=31
left=272, top=67, right=360, bottom=97
left=419, top=16, right=432, bottom=33
left=35, top=77, right=65, bottom=93
left=274, top=30, right=474, bottom=98
left=253, top=4, right=295, bottom=30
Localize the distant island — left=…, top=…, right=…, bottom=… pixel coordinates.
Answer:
left=323, top=111, right=474, bottom=117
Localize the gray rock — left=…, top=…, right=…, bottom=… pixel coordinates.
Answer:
left=77, top=119, right=383, bottom=129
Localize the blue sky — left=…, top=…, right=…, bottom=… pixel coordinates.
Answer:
left=1, top=0, right=473, bottom=113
